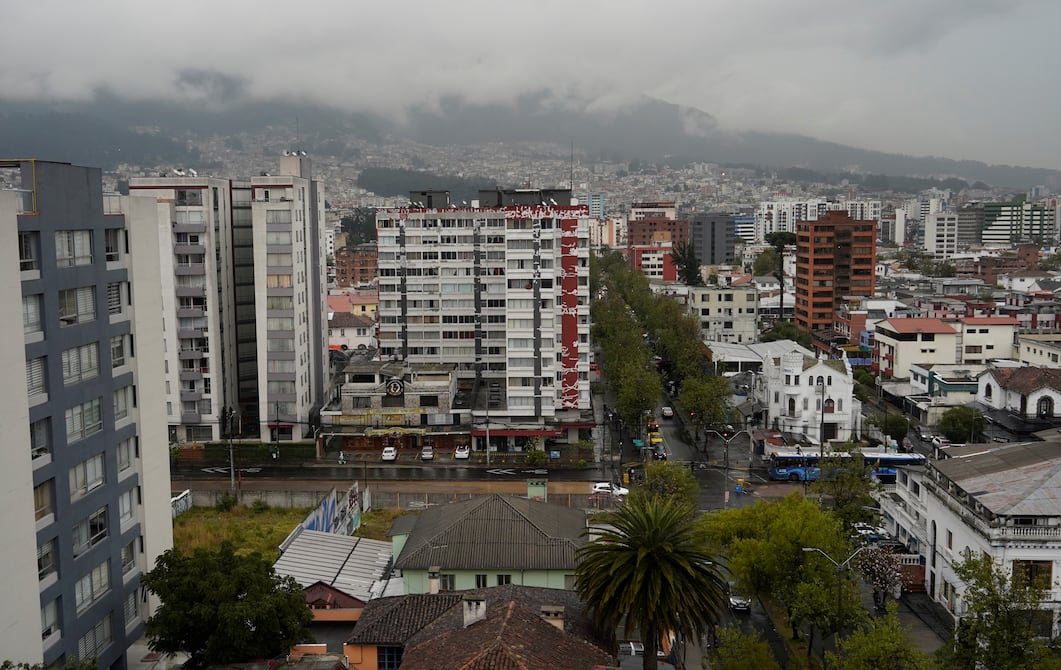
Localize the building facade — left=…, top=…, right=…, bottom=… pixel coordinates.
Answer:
left=2, top=159, right=172, bottom=665
left=335, top=242, right=378, bottom=288
left=687, top=285, right=759, bottom=344
left=758, top=351, right=862, bottom=444
left=375, top=189, right=592, bottom=431
left=981, top=202, right=1057, bottom=247
left=130, top=154, right=327, bottom=442
left=690, top=212, right=735, bottom=266
left=923, top=213, right=961, bottom=258
left=794, top=211, right=877, bottom=333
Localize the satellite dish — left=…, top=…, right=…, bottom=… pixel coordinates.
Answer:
left=283, top=150, right=290, bottom=156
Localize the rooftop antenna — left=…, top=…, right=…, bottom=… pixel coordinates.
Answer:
left=569, top=140, right=574, bottom=191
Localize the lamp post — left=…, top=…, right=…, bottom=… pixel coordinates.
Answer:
left=817, top=379, right=827, bottom=458
left=802, top=546, right=870, bottom=633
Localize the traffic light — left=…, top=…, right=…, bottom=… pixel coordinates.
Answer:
left=721, top=428, right=732, bottom=440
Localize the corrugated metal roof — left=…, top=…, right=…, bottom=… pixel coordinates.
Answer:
left=932, top=441, right=1061, bottom=516
left=394, top=494, right=586, bottom=571
left=273, top=530, right=392, bottom=601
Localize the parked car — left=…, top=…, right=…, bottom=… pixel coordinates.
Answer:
left=592, top=482, right=629, bottom=497
left=420, top=445, right=435, bottom=461
left=852, top=522, right=888, bottom=543
left=454, top=444, right=471, bottom=459
left=381, top=446, right=398, bottom=462
left=660, top=406, right=674, bottom=418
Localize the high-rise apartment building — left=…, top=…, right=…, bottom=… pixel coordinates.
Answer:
left=1, top=159, right=172, bottom=665
left=923, top=213, right=961, bottom=258
left=794, top=211, right=877, bottom=332
left=689, top=212, right=735, bottom=266
left=981, top=202, right=1056, bottom=247
left=130, top=154, right=327, bottom=442
left=375, top=189, right=592, bottom=422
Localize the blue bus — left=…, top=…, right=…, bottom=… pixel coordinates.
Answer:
left=767, top=449, right=926, bottom=482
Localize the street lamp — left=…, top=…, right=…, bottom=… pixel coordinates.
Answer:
left=802, top=546, right=871, bottom=623
left=817, top=379, right=827, bottom=458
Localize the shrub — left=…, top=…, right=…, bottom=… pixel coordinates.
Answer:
left=524, top=449, right=547, bottom=466
left=216, top=492, right=237, bottom=512
left=250, top=499, right=271, bottom=513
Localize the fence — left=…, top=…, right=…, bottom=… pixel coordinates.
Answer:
left=171, top=489, right=193, bottom=518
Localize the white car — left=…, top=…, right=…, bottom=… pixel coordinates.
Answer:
left=592, top=482, right=629, bottom=497
left=420, top=445, right=435, bottom=461
left=381, top=446, right=398, bottom=462
left=660, top=406, right=674, bottom=418
left=454, top=444, right=471, bottom=460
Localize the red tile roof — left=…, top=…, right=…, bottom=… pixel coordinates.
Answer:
left=989, top=367, right=1061, bottom=395
left=879, top=318, right=958, bottom=334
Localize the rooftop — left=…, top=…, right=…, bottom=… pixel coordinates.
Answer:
left=932, top=441, right=1061, bottom=516
left=878, top=318, right=958, bottom=335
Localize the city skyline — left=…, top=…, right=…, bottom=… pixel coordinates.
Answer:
left=0, top=1, right=1059, bottom=168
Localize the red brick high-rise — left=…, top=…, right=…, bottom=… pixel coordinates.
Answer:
left=795, top=211, right=876, bottom=332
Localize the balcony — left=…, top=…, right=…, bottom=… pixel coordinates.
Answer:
left=177, top=307, right=206, bottom=319
left=175, top=286, right=207, bottom=298
left=179, top=369, right=203, bottom=381
left=175, top=263, right=206, bottom=276
left=174, top=243, right=206, bottom=255
left=172, top=220, right=207, bottom=234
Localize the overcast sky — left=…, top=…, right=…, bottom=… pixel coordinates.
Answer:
left=2, top=0, right=1058, bottom=168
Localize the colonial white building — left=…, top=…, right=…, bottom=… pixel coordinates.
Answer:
left=976, top=365, right=1061, bottom=421
left=876, top=442, right=1061, bottom=636
left=757, top=350, right=862, bottom=445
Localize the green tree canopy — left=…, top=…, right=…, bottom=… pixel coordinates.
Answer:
left=670, top=241, right=704, bottom=286
left=867, top=412, right=909, bottom=444
left=576, top=496, right=727, bottom=670
left=938, top=406, right=985, bottom=443
left=826, top=604, right=930, bottom=670
left=761, top=321, right=813, bottom=349
left=635, top=460, right=699, bottom=508
left=752, top=247, right=778, bottom=277
left=812, top=452, right=880, bottom=527
left=678, top=375, right=732, bottom=448
left=935, top=551, right=1061, bottom=670
left=707, top=627, right=781, bottom=670
left=142, top=542, right=313, bottom=668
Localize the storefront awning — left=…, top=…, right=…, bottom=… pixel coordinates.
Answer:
left=470, top=429, right=564, bottom=437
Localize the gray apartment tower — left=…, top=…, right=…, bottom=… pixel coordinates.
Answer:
left=1, top=160, right=172, bottom=666
left=690, top=212, right=736, bottom=265
left=129, top=155, right=327, bottom=443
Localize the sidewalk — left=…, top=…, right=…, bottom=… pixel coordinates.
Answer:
left=897, top=592, right=953, bottom=654
left=125, top=637, right=188, bottom=670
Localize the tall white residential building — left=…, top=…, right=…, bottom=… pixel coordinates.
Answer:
left=130, top=154, right=327, bottom=442
left=687, top=285, right=759, bottom=344
left=981, top=202, right=1057, bottom=247
left=2, top=160, right=172, bottom=665
left=924, top=212, right=961, bottom=258
left=375, top=189, right=592, bottom=431
left=754, top=199, right=830, bottom=240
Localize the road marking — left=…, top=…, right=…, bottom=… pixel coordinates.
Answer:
left=522, top=469, right=548, bottom=475
left=200, top=467, right=227, bottom=474
left=486, top=468, right=517, bottom=475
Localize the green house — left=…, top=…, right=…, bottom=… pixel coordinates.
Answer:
left=390, top=494, right=587, bottom=593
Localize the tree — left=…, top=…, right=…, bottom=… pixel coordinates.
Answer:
left=2, top=662, right=96, bottom=670
left=635, top=460, right=699, bottom=508
left=812, top=452, right=880, bottom=527
left=670, top=241, right=704, bottom=286
left=765, top=231, right=796, bottom=321
left=826, top=604, right=930, bottom=670
left=866, top=412, right=909, bottom=445
left=142, top=542, right=313, bottom=668
left=678, top=375, right=731, bottom=452
left=752, top=247, right=778, bottom=277
left=938, top=406, right=985, bottom=443
left=936, top=551, right=1061, bottom=670
left=761, top=321, right=813, bottom=349
left=576, top=496, right=727, bottom=670
left=707, top=627, right=781, bottom=670
left=857, top=546, right=903, bottom=611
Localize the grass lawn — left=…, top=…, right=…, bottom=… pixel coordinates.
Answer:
left=173, top=504, right=415, bottom=559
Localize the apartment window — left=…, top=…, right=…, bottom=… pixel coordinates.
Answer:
left=945, top=529, right=953, bottom=551
left=111, top=335, right=127, bottom=368
left=105, top=228, right=123, bottom=262
left=38, top=539, right=57, bottom=580
left=77, top=615, right=112, bottom=658
left=58, top=286, right=96, bottom=326
left=26, top=356, right=46, bottom=397
left=266, top=274, right=292, bottom=288
left=475, top=574, right=488, bottom=588
left=124, top=590, right=139, bottom=627
left=267, top=317, right=294, bottom=330
left=439, top=574, right=456, bottom=591
left=119, top=488, right=136, bottom=522
left=19, top=231, right=39, bottom=271
left=34, top=480, right=53, bottom=521
left=66, top=398, right=103, bottom=442
left=76, top=560, right=111, bottom=613
left=267, top=295, right=294, bottom=309
left=267, top=338, right=294, bottom=352
left=56, top=230, right=93, bottom=267
left=41, top=599, right=59, bottom=640
left=30, top=418, right=49, bottom=458
left=107, top=282, right=124, bottom=315
left=121, top=540, right=136, bottom=575
left=496, top=574, right=512, bottom=586
left=267, top=253, right=292, bottom=266
left=72, top=507, right=108, bottom=556
left=22, top=294, right=42, bottom=334
left=1013, top=559, right=1053, bottom=589
left=114, top=386, right=133, bottom=421
left=70, top=453, right=105, bottom=498
left=564, top=574, right=577, bottom=589
left=62, top=343, right=99, bottom=385
left=266, top=231, right=292, bottom=244
left=118, top=438, right=134, bottom=472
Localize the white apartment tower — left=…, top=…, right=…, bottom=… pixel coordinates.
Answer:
left=376, top=189, right=592, bottom=424
left=2, top=160, right=172, bottom=665
left=923, top=212, right=961, bottom=258
left=130, top=154, right=327, bottom=443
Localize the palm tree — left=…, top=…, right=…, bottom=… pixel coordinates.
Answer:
left=576, top=496, right=727, bottom=669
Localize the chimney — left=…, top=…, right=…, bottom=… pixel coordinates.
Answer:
left=428, top=566, right=440, bottom=595
left=539, top=605, right=565, bottom=631
left=463, top=595, right=487, bottom=628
